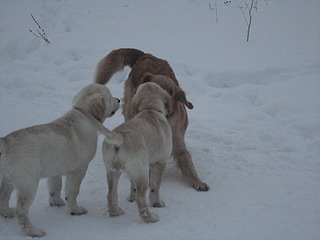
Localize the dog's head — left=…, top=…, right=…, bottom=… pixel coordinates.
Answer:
left=130, top=82, right=173, bottom=117
left=72, top=83, right=120, bottom=123
left=142, top=73, right=194, bottom=110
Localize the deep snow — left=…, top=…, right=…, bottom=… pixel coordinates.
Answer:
left=0, top=0, right=319, bottom=239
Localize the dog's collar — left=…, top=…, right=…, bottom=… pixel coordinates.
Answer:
left=74, top=107, right=100, bottom=122
left=74, top=107, right=101, bottom=122
left=134, top=109, right=168, bottom=119
left=136, top=109, right=163, bottom=115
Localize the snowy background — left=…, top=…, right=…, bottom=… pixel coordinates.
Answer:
left=0, top=0, right=319, bottom=239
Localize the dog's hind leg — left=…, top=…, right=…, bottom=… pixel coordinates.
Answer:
left=173, top=133, right=210, bottom=191
left=65, top=164, right=89, bottom=215
left=47, top=176, right=65, bottom=207
left=107, top=169, right=124, bottom=217
left=15, top=178, right=46, bottom=237
left=0, top=177, right=14, bottom=218
left=149, top=161, right=166, bottom=208
left=132, top=165, right=159, bottom=223
left=127, top=179, right=136, bottom=202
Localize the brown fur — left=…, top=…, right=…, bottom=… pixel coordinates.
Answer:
left=95, top=48, right=209, bottom=191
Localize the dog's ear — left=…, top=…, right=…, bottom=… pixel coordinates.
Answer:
left=90, top=95, right=106, bottom=122
left=174, top=90, right=194, bottom=109
left=129, top=97, right=141, bottom=118
left=142, top=73, right=152, bottom=83
left=165, top=95, right=173, bottom=116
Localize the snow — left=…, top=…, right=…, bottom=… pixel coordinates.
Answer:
left=0, top=0, right=319, bottom=239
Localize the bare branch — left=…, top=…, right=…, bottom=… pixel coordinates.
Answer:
left=29, top=14, right=50, bottom=44
left=240, top=0, right=255, bottom=41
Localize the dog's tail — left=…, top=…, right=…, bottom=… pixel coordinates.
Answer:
left=95, top=48, right=145, bottom=85
left=74, top=107, right=124, bottom=146
left=103, top=133, right=123, bottom=149
left=94, top=120, right=123, bottom=147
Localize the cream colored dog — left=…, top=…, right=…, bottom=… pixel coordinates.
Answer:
left=103, top=81, right=172, bottom=223
left=0, top=83, right=121, bottom=237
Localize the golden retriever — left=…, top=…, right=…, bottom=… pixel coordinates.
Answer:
left=103, top=81, right=172, bottom=223
left=95, top=48, right=209, bottom=192
left=0, top=83, right=121, bottom=237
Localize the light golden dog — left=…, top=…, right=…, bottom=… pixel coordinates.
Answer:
left=0, top=83, right=121, bottom=237
left=103, top=81, right=172, bottom=223
left=95, top=48, right=209, bottom=192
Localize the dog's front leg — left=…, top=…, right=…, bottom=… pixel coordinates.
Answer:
left=47, top=176, right=65, bottom=207
left=107, top=169, right=124, bottom=217
left=65, top=164, right=89, bottom=215
left=172, top=133, right=210, bottom=191
left=149, top=161, right=166, bottom=208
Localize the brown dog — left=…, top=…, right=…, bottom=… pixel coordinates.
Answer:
left=95, top=48, right=209, bottom=191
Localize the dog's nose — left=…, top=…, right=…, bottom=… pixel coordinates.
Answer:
left=117, top=98, right=120, bottom=103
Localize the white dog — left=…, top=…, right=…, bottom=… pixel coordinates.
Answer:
left=0, top=83, right=121, bottom=237
left=103, top=81, right=173, bottom=223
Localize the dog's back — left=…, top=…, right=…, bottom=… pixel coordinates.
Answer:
left=94, top=48, right=179, bottom=88
left=104, top=110, right=172, bottom=171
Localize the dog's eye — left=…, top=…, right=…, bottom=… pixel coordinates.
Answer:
left=167, top=90, right=173, bottom=95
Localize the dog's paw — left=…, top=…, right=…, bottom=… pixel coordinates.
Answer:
left=141, top=212, right=159, bottom=223
left=70, top=206, right=88, bottom=215
left=0, top=207, right=15, bottom=218
left=151, top=199, right=165, bottom=208
left=127, top=193, right=135, bottom=202
left=193, top=181, right=210, bottom=192
left=49, top=196, right=65, bottom=207
left=24, top=226, right=47, bottom=238
left=109, top=207, right=125, bottom=217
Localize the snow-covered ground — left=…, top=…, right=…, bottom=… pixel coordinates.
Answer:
left=0, top=0, right=319, bottom=239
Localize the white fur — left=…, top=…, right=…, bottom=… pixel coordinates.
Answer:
left=0, top=83, right=119, bottom=237
left=103, top=82, right=172, bottom=223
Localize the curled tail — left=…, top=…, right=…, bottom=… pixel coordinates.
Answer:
left=95, top=48, right=145, bottom=85
left=74, top=107, right=123, bottom=146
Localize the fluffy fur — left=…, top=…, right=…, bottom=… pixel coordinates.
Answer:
left=103, top=82, right=172, bottom=223
left=0, top=83, right=120, bottom=237
left=95, top=48, right=209, bottom=191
